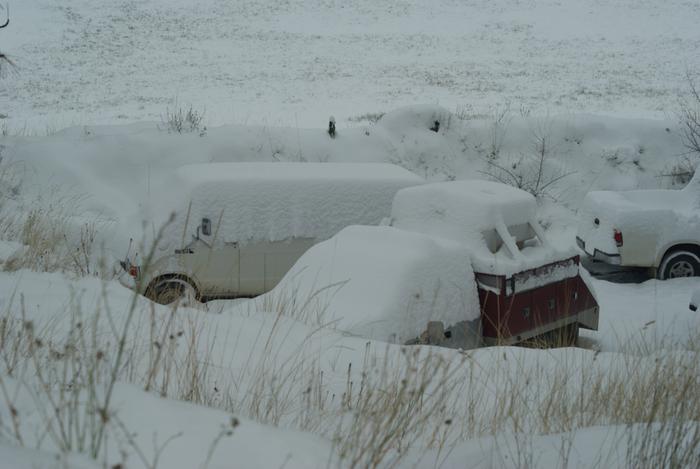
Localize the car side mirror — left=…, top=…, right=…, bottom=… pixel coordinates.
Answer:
left=201, top=218, right=212, bottom=237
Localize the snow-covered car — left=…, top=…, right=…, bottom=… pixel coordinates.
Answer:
left=268, top=225, right=483, bottom=348
left=389, top=180, right=599, bottom=346
left=691, top=288, right=700, bottom=312
left=576, top=172, right=700, bottom=279
left=118, top=163, right=423, bottom=303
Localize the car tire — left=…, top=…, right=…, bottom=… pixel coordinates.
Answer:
left=658, top=251, right=700, bottom=280
left=146, top=278, right=199, bottom=306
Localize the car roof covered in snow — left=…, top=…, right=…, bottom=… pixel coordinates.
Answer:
left=391, top=179, right=536, bottom=238
left=390, top=180, right=576, bottom=274
left=158, top=163, right=423, bottom=245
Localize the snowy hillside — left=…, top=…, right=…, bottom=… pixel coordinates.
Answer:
left=2, top=0, right=700, bottom=130
left=1, top=1, right=700, bottom=468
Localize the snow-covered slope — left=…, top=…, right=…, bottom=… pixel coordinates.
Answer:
left=3, top=0, right=699, bottom=130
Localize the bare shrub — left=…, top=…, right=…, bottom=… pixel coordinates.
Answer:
left=347, top=112, right=385, bottom=124
left=487, top=102, right=512, bottom=160
left=480, top=123, right=575, bottom=199
left=680, top=71, right=700, bottom=157
left=659, top=156, right=697, bottom=187
left=160, top=102, right=206, bottom=135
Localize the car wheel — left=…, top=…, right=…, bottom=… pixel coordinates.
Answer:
left=658, top=251, right=700, bottom=280
left=147, top=278, right=199, bottom=306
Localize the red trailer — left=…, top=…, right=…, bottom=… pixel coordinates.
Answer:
left=476, top=255, right=598, bottom=345
left=392, top=180, right=599, bottom=348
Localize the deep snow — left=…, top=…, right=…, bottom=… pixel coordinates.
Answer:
left=2, top=0, right=700, bottom=467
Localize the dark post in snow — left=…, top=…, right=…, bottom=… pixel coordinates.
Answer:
left=328, top=116, right=336, bottom=139
left=430, top=120, right=440, bottom=133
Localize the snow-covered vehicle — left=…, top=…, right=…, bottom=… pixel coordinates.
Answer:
left=576, top=172, right=700, bottom=279
left=389, top=180, right=599, bottom=346
left=269, top=179, right=598, bottom=348
left=119, top=163, right=423, bottom=303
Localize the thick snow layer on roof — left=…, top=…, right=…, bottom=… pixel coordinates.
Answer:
left=154, top=163, right=423, bottom=247
left=265, top=226, right=479, bottom=344
left=390, top=180, right=576, bottom=275
left=391, top=180, right=536, bottom=241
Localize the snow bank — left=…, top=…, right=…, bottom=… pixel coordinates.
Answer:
left=153, top=163, right=423, bottom=247
left=691, top=288, right=700, bottom=311
left=265, top=225, right=479, bottom=344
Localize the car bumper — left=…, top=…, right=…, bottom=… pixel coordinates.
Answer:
left=576, top=237, right=621, bottom=266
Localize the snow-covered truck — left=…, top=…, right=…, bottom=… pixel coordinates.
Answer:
left=389, top=180, right=599, bottom=346
left=119, top=163, right=423, bottom=303
left=576, top=172, right=700, bottom=279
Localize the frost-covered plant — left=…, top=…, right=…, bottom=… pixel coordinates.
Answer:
left=160, top=102, right=206, bottom=135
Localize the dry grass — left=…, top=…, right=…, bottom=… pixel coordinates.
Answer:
left=0, top=238, right=699, bottom=467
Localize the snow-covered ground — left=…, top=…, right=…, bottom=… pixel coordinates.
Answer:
left=2, top=0, right=700, bottom=130
left=2, top=0, right=700, bottom=468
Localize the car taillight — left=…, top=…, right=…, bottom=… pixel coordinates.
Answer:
left=129, top=265, right=140, bottom=278
left=613, top=229, right=623, bottom=247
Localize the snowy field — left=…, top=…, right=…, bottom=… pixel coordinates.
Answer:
left=2, top=0, right=700, bottom=130
left=1, top=0, right=700, bottom=468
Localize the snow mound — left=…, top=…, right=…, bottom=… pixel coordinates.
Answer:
left=378, top=104, right=454, bottom=133
left=150, top=162, right=423, bottom=247
left=267, top=225, right=479, bottom=344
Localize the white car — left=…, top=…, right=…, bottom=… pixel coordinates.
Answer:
left=576, top=171, right=700, bottom=279
left=119, top=162, right=423, bottom=303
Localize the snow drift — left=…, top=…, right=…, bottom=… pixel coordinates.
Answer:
left=264, top=225, right=480, bottom=344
